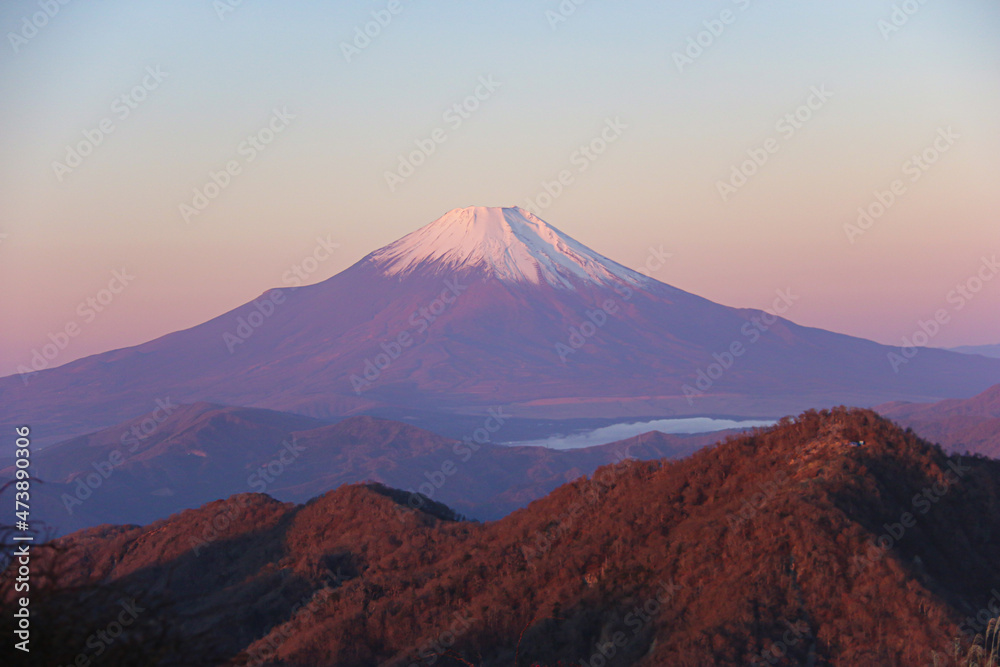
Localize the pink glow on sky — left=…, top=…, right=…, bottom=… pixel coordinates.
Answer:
left=1, top=1, right=998, bottom=375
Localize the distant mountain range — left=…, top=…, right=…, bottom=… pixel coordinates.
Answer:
left=12, top=381, right=999, bottom=539
left=2, top=402, right=720, bottom=536
left=947, top=344, right=1000, bottom=359
left=4, top=206, right=998, bottom=448
left=878, top=383, right=1000, bottom=457
left=9, top=409, right=998, bottom=665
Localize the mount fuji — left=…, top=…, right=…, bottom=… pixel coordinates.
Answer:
left=3, top=205, right=999, bottom=446
left=369, top=205, right=649, bottom=289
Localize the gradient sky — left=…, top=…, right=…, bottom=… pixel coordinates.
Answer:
left=1, top=0, right=998, bottom=376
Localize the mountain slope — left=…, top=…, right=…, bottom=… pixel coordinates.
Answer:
left=6, top=408, right=998, bottom=666
left=948, top=344, right=1000, bottom=359
left=879, top=384, right=1000, bottom=457
left=3, top=403, right=716, bottom=534
left=4, top=206, right=999, bottom=446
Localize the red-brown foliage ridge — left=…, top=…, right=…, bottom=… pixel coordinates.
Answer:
left=3, top=407, right=998, bottom=666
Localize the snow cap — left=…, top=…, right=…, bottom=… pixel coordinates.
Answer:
left=368, top=206, right=649, bottom=290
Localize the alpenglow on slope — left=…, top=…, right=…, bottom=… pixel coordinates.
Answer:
left=369, top=206, right=651, bottom=289
left=3, top=206, right=999, bottom=446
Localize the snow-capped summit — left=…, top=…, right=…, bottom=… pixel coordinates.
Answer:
left=367, top=206, right=649, bottom=289
left=9, top=204, right=1000, bottom=452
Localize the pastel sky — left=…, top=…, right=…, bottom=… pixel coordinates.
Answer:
left=1, top=0, right=998, bottom=376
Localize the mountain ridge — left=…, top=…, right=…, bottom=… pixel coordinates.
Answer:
left=878, top=384, right=1000, bottom=457
left=4, top=206, right=999, bottom=447
left=2, top=402, right=719, bottom=535
left=7, top=407, right=998, bottom=666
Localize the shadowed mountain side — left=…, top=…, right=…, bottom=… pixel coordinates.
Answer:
left=6, top=408, right=999, bottom=665
left=271, top=421, right=719, bottom=519
left=2, top=403, right=721, bottom=535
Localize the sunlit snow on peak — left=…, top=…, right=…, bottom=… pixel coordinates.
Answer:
left=368, top=206, right=650, bottom=289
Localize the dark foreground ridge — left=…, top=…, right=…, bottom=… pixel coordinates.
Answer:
left=2, top=408, right=1000, bottom=666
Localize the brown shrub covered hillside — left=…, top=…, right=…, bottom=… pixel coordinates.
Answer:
left=3, top=408, right=1000, bottom=666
